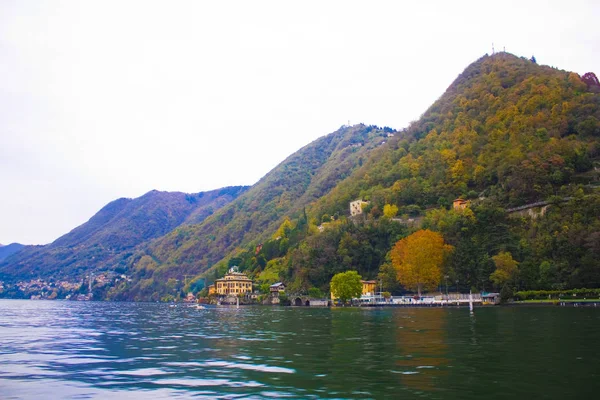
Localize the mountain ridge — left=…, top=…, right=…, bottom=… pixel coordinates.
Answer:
left=0, top=243, right=25, bottom=262
left=0, top=186, right=249, bottom=281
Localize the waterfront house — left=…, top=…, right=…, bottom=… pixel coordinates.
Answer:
left=214, top=270, right=253, bottom=296
left=482, top=292, right=500, bottom=305
left=361, top=280, right=377, bottom=296
left=270, top=282, right=286, bottom=297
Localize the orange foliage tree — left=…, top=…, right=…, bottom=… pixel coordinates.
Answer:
left=390, top=229, right=453, bottom=296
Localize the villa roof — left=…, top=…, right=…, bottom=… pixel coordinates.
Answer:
left=215, top=271, right=252, bottom=282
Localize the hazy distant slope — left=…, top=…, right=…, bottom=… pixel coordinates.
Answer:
left=0, top=243, right=25, bottom=262
left=0, top=186, right=248, bottom=280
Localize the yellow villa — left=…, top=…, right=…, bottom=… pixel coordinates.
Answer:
left=214, top=270, right=253, bottom=296
left=361, top=280, right=377, bottom=296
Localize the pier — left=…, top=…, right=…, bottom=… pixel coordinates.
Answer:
left=357, top=293, right=490, bottom=307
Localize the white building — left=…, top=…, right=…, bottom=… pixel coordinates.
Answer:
left=350, top=199, right=369, bottom=216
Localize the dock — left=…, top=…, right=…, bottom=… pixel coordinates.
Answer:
left=357, top=293, right=495, bottom=307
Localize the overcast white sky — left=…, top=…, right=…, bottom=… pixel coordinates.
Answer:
left=1, top=0, right=599, bottom=245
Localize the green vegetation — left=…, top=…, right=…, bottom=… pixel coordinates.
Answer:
left=514, top=288, right=600, bottom=301
left=330, top=270, right=363, bottom=304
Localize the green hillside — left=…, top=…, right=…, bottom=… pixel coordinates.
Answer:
left=286, top=53, right=600, bottom=293
left=312, top=53, right=599, bottom=216
left=198, top=53, right=600, bottom=297
left=114, top=125, right=394, bottom=300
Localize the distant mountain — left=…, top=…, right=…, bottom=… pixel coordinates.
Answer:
left=0, top=186, right=248, bottom=281
left=0, top=243, right=25, bottom=262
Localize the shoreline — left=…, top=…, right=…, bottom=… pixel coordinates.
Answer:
left=2, top=297, right=600, bottom=308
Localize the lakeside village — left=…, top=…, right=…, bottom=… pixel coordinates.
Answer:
left=195, top=267, right=500, bottom=307
left=0, top=268, right=498, bottom=306
left=3, top=198, right=599, bottom=306
left=0, top=198, right=499, bottom=306
left=0, top=273, right=132, bottom=301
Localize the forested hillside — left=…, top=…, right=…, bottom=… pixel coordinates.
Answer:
left=0, top=187, right=247, bottom=281
left=203, top=53, right=600, bottom=296
left=312, top=53, right=599, bottom=216
left=113, top=125, right=394, bottom=300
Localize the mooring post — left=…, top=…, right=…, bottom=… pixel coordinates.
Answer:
left=469, top=290, right=474, bottom=313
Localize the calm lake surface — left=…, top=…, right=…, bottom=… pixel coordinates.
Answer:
left=0, top=300, right=599, bottom=399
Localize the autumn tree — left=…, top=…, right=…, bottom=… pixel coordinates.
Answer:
left=272, top=217, right=293, bottom=239
left=390, top=229, right=453, bottom=296
left=490, top=251, right=518, bottom=288
left=330, top=270, right=363, bottom=304
left=383, top=204, right=399, bottom=218
left=581, top=72, right=600, bottom=88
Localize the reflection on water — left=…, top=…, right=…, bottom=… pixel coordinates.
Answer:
left=394, top=308, right=448, bottom=391
left=1, top=300, right=599, bottom=399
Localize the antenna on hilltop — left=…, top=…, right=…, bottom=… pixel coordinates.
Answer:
left=492, top=43, right=495, bottom=55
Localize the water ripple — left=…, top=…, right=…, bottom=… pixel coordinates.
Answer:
left=2, top=300, right=600, bottom=399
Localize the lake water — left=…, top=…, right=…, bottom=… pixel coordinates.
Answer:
left=0, top=300, right=599, bottom=399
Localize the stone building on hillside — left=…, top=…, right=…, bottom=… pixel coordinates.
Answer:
left=350, top=199, right=369, bottom=216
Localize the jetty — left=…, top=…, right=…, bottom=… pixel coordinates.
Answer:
left=357, top=292, right=497, bottom=307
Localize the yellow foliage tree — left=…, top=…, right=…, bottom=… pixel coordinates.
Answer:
left=490, top=251, right=518, bottom=288
left=272, top=217, right=293, bottom=240
left=383, top=204, right=399, bottom=218
left=390, top=229, right=453, bottom=296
